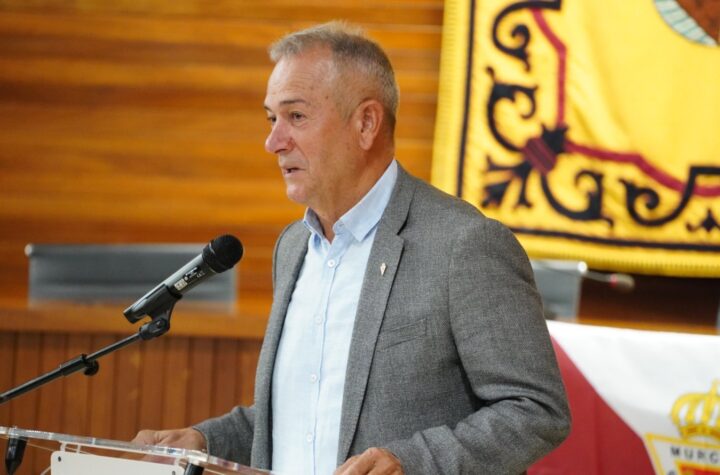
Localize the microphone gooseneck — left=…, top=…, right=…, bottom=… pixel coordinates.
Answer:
left=532, top=260, right=635, bottom=293
left=584, top=270, right=635, bottom=292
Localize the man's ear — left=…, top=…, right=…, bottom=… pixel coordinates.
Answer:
left=355, top=99, right=384, bottom=151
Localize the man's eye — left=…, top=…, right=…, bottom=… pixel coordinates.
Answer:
left=290, top=112, right=305, bottom=121
left=267, top=116, right=277, bottom=126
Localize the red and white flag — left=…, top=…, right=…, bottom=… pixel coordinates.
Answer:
left=532, top=321, right=720, bottom=475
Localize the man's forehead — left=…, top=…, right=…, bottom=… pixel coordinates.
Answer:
left=264, top=75, right=318, bottom=111
left=265, top=51, right=337, bottom=103
left=263, top=98, right=310, bottom=112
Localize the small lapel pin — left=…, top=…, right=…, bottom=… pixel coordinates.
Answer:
left=380, top=262, right=387, bottom=276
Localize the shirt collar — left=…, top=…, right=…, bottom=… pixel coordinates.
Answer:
left=303, top=159, right=398, bottom=243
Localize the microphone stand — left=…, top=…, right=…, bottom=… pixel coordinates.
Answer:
left=0, top=303, right=175, bottom=406
left=1, top=302, right=181, bottom=474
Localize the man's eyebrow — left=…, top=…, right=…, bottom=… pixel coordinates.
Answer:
left=264, top=99, right=310, bottom=111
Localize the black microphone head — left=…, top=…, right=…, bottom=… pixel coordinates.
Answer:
left=203, top=234, right=243, bottom=272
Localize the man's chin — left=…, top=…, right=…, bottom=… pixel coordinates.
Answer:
left=285, top=187, right=308, bottom=206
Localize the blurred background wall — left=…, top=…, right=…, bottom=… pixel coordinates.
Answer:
left=0, top=0, right=441, bottom=302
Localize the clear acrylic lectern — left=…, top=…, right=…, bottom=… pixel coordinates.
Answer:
left=1, top=426, right=270, bottom=475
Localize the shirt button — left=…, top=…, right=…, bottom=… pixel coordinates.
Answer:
left=310, top=373, right=318, bottom=383
left=327, top=259, right=336, bottom=268
left=306, top=433, right=313, bottom=443
left=314, top=316, right=323, bottom=325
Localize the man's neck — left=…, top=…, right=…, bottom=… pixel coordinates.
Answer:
left=319, top=217, right=337, bottom=243
left=314, top=157, right=394, bottom=243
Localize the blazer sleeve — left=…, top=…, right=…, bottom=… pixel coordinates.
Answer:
left=384, top=218, right=571, bottom=474
left=193, top=405, right=256, bottom=465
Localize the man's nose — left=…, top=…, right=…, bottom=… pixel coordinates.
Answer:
left=265, top=120, right=291, bottom=154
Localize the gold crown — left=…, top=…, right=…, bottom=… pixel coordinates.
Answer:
left=671, top=380, right=720, bottom=442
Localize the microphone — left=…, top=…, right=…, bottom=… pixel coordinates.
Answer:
left=123, top=234, right=243, bottom=323
left=531, top=260, right=635, bottom=293
left=583, top=270, right=635, bottom=292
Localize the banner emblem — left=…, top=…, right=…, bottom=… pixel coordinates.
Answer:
left=645, top=381, right=720, bottom=474
left=431, top=0, right=720, bottom=276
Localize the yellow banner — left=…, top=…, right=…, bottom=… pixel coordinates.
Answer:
left=432, top=0, right=720, bottom=276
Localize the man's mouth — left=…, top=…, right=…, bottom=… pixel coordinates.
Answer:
left=283, top=167, right=301, bottom=176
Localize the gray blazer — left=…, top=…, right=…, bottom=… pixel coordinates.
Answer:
left=196, top=166, right=570, bottom=474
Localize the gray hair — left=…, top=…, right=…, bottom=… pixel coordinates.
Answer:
left=269, top=21, right=399, bottom=133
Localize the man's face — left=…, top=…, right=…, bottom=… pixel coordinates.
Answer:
left=263, top=48, right=359, bottom=213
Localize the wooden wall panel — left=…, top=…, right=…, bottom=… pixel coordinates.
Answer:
left=36, top=334, right=66, bottom=434
left=0, top=2, right=442, bottom=313
left=113, top=341, right=142, bottom=441
left=213, top=339, right=241, bottom=416
left=87, top=335, right=116, bottom=438
left=187, top=338, right=214, bottom=423
left=237, top=340, right=262, bottom=406
left=162, top=337, right=190, bottom=429
left=10, top=334, right=41, bottom=430
left=0, top=3, right=442, bottom=463
left=0, top=332, right=263, bottom=474
left=62, top=334, right=92, bottom=435
left=138, top=338, right=168, bottom=431
left=0, top=333, right=14, bottom=423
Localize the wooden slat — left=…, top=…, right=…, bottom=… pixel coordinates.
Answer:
left=0, top=12, right=286, bottom=47
left=0, top=299, right=272, bottom=338
left=161, top=336, right=190, bottom=428
left=187, top=338, right=214, bottom=424
left=35, top=333, right=66, bottom=433
left=138, top=337, right=166, bottom=430
left=88, top=334, right=117, bottom=439
left=212, top=339, right=239, bottom=415
left=10, top=333, right=41, bottom=429
left=62, top=334, right=92, bottom=436
left=237, top=340, right=262, bottom=406
left=0, top=332, right=16, bottom=425
left=112, top=341, right=142, bottom=440
left=0, top=12, right=441, bottom=65
left=29, top=334, right=65, bottom=474
left=0, top=3, right=443, bottom=26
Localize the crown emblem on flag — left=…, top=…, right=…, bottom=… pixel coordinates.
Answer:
left=671, top=380, right=720, bottom=442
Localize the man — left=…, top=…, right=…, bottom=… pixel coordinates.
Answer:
left=134, top=22, right=570, bottom=474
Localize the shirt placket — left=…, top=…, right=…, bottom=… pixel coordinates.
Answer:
left=309, top=232, right=347, bottom=474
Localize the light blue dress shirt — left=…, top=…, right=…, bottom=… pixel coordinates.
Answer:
left=271, top=160, right=398, bottom=475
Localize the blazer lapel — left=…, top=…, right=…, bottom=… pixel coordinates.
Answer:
left=337, top=166, right=417, bottom=462
left=252, top=223, right=309, bottom=469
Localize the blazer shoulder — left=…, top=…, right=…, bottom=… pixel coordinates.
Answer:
left=273, top=220, right=307, bottom=260
left=408, top=176, right=495, bottom=229
left=277, top=220, right=306, bottom=244
left=271, top=219, right=308, bottom=284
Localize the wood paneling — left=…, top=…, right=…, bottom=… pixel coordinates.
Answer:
left=0, top=2, right=442, bottom=307
left=0, top=331, right=264, bottom=474
left=0, top=1, right=442, bottom=472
